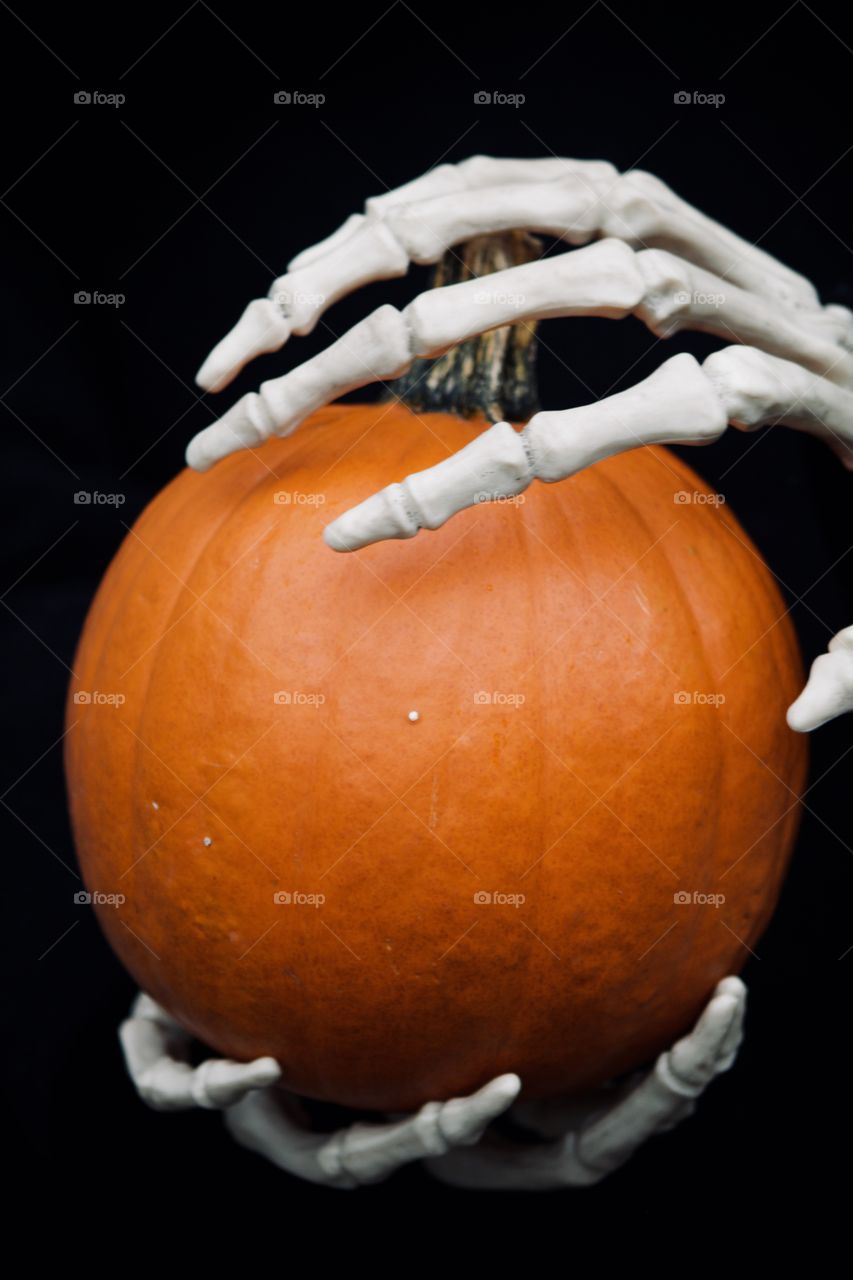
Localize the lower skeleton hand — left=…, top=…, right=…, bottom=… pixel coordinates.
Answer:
left=120, top=976, right=744, bottom=1189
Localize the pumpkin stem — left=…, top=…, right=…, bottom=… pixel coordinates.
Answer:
left=385, top=231, right=542, bottom=423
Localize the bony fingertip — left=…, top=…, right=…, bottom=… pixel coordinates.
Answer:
left=323, top=520, right=356, bottom=552
left=714, top=975, right=746, bottom=1001
left=483, top=1072, right=523, bottom=1106
left=185, top=434, right=213, bottom=473
left=251, top=1056, right=282, bottom=1083
left=786, top=695, right=821, bottom=734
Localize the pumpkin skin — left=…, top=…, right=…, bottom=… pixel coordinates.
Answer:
left=65, top=402, right=807, bottom=1111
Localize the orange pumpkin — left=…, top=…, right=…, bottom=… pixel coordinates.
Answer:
left=65, top=402, right=807, bottom=1111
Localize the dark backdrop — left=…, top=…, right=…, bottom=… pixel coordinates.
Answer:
left=3, top=0, right=852, bottom=1232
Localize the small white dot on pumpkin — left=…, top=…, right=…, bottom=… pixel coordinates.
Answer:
left=151, top=801, right=159, bottom=811
left=408, top=710, right=420, bottom=723
left=202, top=836, right=213, bottom=847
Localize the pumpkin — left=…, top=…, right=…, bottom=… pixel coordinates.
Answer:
left=65, top=400, right=806, bottom=1111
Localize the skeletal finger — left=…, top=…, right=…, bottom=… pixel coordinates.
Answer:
left=319, top=1073, right=521, bottom=1185
left=195, top=155, right=833, bottom=393
left=226, top=1073, right=521, bottom=1187
left=618, top=170, right=820, bottom=310
left=666, top=976, right=747, bottom=1085
left=197, top=157, right=603, bottom=391
left=189, top=229, right=852, bottom=473
left=195, top=218, right=409, bottom=393
left=134, top=1053, right=280, bottom=1112
left=636, top=251, right=853, bottom=382
left=288, top=156, right=614, bottom=267
left=384, top=166, right=825, bottom=316
left=571, top=977, right=746, bottom=1178
left=119, top=992, right=193, bottom=1101
left=323, top=345, right=853, bottom=551
left=119, top=991, right=281, bottom=1111
left=195, top=203, right=626, bottom=396
left=187, top=238, right=646, bottom=468
left=788, top=625, right=853, bottom=731
left=704, top=345, right=853, bottom=465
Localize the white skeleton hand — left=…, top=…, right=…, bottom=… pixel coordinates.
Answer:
left=119, top=993, right=282, bottom=1109
left=427, top=975, right=745, bottom=1189
left=188, top=156, right=853, bottom=735
left=119, top=991, right=520, bottom=1186
left=119, top=978, right=744, bottom=1189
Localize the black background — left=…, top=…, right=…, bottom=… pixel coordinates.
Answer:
left=3, top=0, right=852, bottom=1231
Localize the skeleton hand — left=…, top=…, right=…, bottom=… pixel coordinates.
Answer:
left=427, top=975, right=745, bottom=1189
left=188, top=155, right=853, bottom=735
left=119, top=991, right=520, bottom=1186
left=120, top=977, right=744, bottom=1188
left=119, top=993, right=282, bottom=1109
